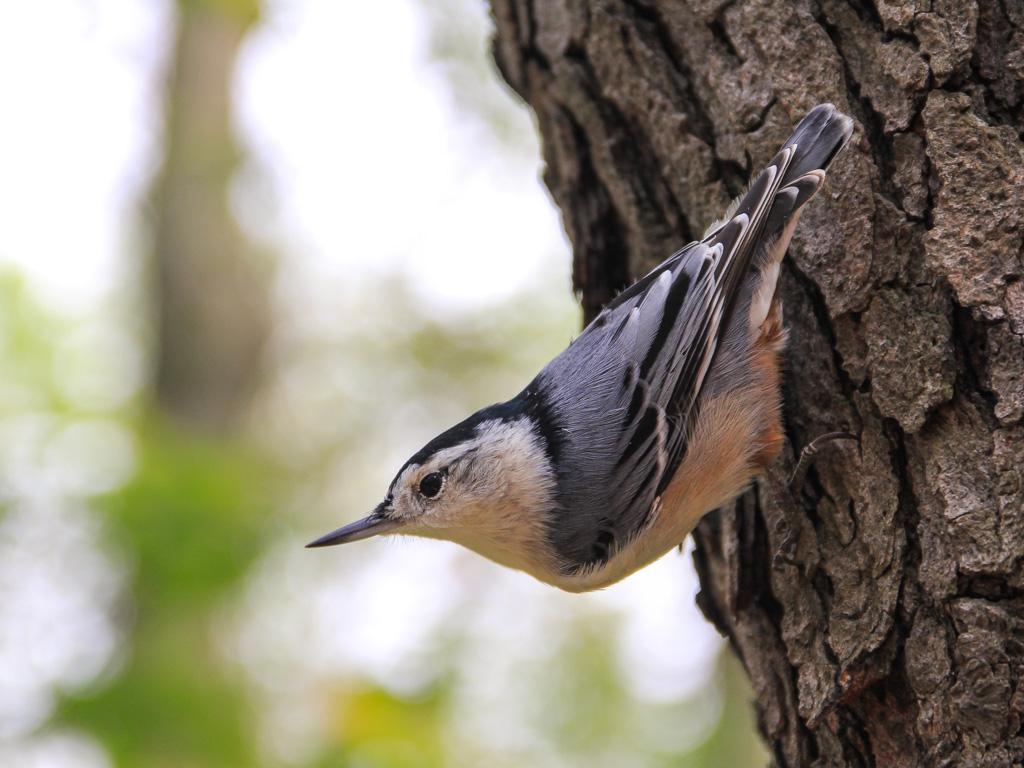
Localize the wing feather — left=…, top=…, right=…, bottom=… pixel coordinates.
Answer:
left=538, top=105, right=854, bottom=571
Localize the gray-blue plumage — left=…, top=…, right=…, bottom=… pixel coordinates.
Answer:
left=534, top=104, right=854, bottom=570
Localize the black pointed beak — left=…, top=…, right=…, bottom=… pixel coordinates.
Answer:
left=305, top=503, right=401, bottom=548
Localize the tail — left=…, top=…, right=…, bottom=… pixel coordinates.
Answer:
left=702, top=103, right=854, bottom=330
left=761, top=103, right=854, bottom=235
left=704, top=103, right=854, bottom=244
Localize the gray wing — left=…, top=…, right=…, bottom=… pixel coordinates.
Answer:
left=538, top=104, right=854, bottom=571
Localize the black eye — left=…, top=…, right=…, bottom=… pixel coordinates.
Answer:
left=418, top=471, right=444, bottom=498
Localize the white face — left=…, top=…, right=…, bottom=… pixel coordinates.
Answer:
left=391, top=418, right=560, bottom=568
left=307, top=416, right=558, bottom=577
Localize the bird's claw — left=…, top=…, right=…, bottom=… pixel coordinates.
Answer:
left=788, top=431, right=859, bottom=493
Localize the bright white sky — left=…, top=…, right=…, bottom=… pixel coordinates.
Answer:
left=236, top=0, right=568, bottom=314
left=0, top=0, right=168, bottom=312
left=0, top=0, right=564, bottom=315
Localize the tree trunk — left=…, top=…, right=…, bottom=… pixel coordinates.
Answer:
left=489, top=1, right=1024, bottom=765
left=152, top=0, right=267, bottom=433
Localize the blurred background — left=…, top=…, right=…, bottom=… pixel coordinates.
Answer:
left=0, top=1, right=767, bottom=766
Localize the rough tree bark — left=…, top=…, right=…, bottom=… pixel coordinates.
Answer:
left=489, top=1, right=1024, bottom=765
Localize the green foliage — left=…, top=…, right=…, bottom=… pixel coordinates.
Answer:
left=0, top=272, right=74, bottom=413
left=177, top=0, right=260, bottom=26
left=57, top=417, right=278, bottom=767
left=103, top=419, right=277, bottom=609
left=323, top=687, right=449, bottom=768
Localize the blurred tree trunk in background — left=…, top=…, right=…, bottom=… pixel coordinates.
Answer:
left=490, top=1, right=1024, bottom=765
left=152, top=0, right=266, bottom=433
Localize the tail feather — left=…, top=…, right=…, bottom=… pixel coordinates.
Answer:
left=781, top=103, right=854, bottom=186
left=704, top=103, right=853, bottom=332
left=703, top=104, right=852, bottom=243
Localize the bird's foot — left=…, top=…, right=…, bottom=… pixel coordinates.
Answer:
left=788, top=431, right=858, bottom=493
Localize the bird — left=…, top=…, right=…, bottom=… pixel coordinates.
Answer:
left=307, top=104, right=855, bottom=592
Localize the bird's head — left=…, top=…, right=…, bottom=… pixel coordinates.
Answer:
left=307, top=402, right=559, bottom=575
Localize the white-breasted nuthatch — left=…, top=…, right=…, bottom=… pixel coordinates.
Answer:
left=308, top=104, right=855, bottom=592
